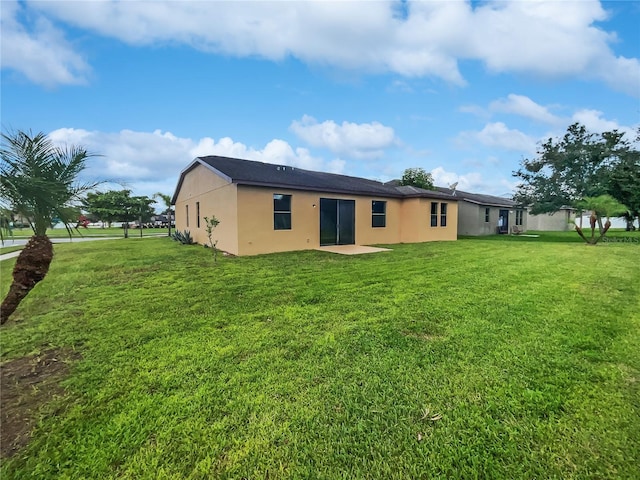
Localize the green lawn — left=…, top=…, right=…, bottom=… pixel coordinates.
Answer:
left=1, top=235, right=638, bottom=479
left=0, top=246, right=23, bottom=255
left=5, top=227, right=170, bottom=239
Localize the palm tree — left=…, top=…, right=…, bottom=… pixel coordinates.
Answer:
left=574, top=194, right=627, bottom=245
left=153, top=192, right=173, bottom=237
left=0, top=130, right=97, bottom=324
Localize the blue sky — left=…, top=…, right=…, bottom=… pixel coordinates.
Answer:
left=2, top=0, right=639, bottom=201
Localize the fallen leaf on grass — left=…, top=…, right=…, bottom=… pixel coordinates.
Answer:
left=421, top=407, right=442, bottom=422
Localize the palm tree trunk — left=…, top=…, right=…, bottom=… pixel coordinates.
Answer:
left=1, top=236, right=53, bottom=324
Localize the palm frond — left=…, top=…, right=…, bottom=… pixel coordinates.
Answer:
left=1, top=129, right=99, bottom=236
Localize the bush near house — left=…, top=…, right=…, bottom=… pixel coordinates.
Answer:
left=1, top=235, right=638, bottom=479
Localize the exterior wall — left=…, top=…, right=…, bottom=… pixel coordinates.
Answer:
left=400, top=198, right=458, bottom=243
left=458, top=202, right=528, bottom=236
left=528, top=209, right=575, bottom=231
left=356, top=197, right=404, bottom=246
left=236, top=187, right=320, bottom=256
left=173, top=165, right=240, bottom=255
left=175, top=173, right=460, bottom=256
left=457, top=203, right=490, bottom=236
left=234, top=186, right=458, bottom=256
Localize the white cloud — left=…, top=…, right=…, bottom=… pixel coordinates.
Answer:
left=431, top=166, right=517, bottom=196
left=571, top=109, right=637, bottom=138
left=431, top=167, right=483, bottom=192
left=290, top=115, right=397, bottom=159
left=465, top=1, right=639, bottom=95
left=456, top=122, right=537, bottom=153
left=47, top=128, right=341, bottom=198
left=458, top=104, right=489, bottom=119
left=13, top=0, right=638, bottom=95
left=0, top=1, right=90, bottom=87
left=489, top=94, right=562, bottom=125
left=462, top=94, right=638, bottom=140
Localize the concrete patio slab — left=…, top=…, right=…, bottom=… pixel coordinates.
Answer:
left=317, top=245, right=392, bottom=255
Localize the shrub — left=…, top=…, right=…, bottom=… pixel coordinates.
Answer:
left=171, top=230, right=194, bottom=245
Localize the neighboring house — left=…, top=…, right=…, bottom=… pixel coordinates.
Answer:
left=528, top=207, right=576, bottom=231
left=435, top=187, right=527, bottom=236
left=171, top=156, right=458, bottom=256
left=150, top=213, right=175, bottom=228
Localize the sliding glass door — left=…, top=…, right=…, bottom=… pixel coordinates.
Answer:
left=320, top=198, right=355, bottom=246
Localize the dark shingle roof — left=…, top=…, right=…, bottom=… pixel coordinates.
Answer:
left=393, top=185, right=454, bottom=199
left=199, top=156, right=400, bottom=197
left=172, top=156, right=457, bottom=203
left=435, top=187, right=519, bottom=207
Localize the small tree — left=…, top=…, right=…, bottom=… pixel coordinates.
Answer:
left=153, top=192, right=173, bottom=237
left=83, top=190, right=154, bottom=238
left=574, top=195, right=627, bottom=245
left=1, top=129, right=98, bottom=324
left=400, top=168, right=435, bottom=190
left=204, top=215, right=220, bottom=262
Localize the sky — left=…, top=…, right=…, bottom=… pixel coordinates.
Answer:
left=2, top=0, right=639, bottom=205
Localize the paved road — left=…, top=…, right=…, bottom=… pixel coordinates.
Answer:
left=0, top=235, right=164, bottom=262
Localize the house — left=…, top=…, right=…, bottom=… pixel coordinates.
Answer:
left=527, top=207, right=576, bottom=231
left=150, top=213, right=175, bottom=228
left=435, top=187, right=527, bottom=236
left=171, top=156, right=458, bottom=256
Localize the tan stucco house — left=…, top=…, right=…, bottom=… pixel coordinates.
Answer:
left=435, top=187, right=527, bottom=236
left=171, top=156, right=458, bottom=256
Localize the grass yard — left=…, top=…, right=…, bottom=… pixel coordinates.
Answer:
left=0, top=246, right=23, bottom=255
left=4, top=227, right=170, bottom=239
left=1, top=235, right=639, bottom=479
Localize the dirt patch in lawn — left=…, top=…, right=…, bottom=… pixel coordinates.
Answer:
left=1, top=348, right=81, bottom=459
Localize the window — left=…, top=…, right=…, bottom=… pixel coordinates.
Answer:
left=430, top=202, right=438, bottom=227
left=185, top=204, right=189, bottom=228
left=516, top=209, right=524, bottom=226
left=196, top=202, right=200, bottom=228
left=372, top=200, right=386, bottom=227
left=273, top=194, right=292, bottom=230
left=440, top=203, right=448, bottom=227
left=485, top=207, right=490, bottom=223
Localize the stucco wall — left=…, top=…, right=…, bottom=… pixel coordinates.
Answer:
left=235, top=187, right=415, bottom=255
left=458, top=203, right=490, bottom=236
left=234, top=187, right=458, bottom=255
left=528, top=210, right=574, bottom=231
left=400, top=198, right=458, bottom=242
left=235, top=186, right=316, bottom=255
left=173, top=165, right=240, bottom=254
left=458, top=203, right=527, bottom=236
